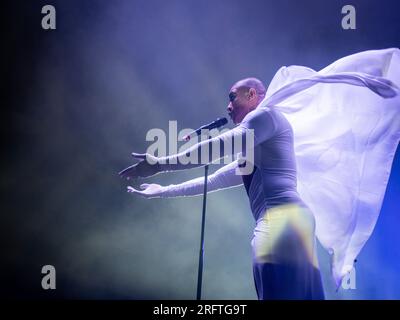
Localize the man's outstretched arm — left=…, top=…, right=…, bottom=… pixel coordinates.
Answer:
left=127, top=160, right=243, bottom=199
left=119, top=107, right=277, bottom=180
left=118, top=127, right=247, bottom=180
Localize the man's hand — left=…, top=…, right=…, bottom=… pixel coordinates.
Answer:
left=119, top=152, right=161, bottom=180
left=127, top=183, right=165, bottom=199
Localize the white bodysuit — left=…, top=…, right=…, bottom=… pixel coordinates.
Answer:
left=161, top=106, right=303, bottom=221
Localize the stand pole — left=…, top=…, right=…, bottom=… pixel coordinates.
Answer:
left=196, top=162, right=209, bottom=300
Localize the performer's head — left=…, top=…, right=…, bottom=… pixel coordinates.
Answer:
left=227, top=77, right=266, bottom=124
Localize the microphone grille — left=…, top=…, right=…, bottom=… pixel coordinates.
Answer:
left=217, top=117, right=228, bottom=126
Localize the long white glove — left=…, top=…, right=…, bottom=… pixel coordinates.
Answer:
left=127, top=160, right=243, bottom=198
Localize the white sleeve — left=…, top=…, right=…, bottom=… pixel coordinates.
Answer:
left=158, top=126, right=248, bottom=172
left=161, top=160, right=243, bottom=198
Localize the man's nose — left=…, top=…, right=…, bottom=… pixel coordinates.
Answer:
left=227, top=103, right=233, bottom=112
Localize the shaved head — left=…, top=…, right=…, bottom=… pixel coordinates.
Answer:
left=231, top=77, right=266, bottom=98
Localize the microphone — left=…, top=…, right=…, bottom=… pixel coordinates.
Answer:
left=183, top=117, right=228, bottom=141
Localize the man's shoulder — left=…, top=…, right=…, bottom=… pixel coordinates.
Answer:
left=242, top=106, right=272, bottom=122
left=253, top=105, right=273, bottom=114
left=244, top=106, right=293, bottom=135
left=242, top=106, right=286, bottom=125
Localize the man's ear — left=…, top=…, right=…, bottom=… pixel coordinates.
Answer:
left=248, top=88, right=257, bottom=100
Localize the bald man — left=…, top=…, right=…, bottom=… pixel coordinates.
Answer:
left=119, top=78, right=325, bottom=300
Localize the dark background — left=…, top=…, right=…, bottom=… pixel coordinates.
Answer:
left=1, top=0, right=399, bottom=299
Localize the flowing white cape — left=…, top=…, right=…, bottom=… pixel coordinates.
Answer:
left=258, top=48, right=400, bottom=288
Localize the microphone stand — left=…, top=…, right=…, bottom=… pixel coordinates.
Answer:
left=185, top=120, right=227, bottom=300
left=196, top=137, right=210, bottom=300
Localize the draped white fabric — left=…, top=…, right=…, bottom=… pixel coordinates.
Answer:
left=259, top=48, right=400, bottom=288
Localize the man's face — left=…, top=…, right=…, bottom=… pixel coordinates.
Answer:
left=226, top=86, right=253, bottom=124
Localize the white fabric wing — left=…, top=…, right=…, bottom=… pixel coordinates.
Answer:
left=259, top=48, right=400, bottom=288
